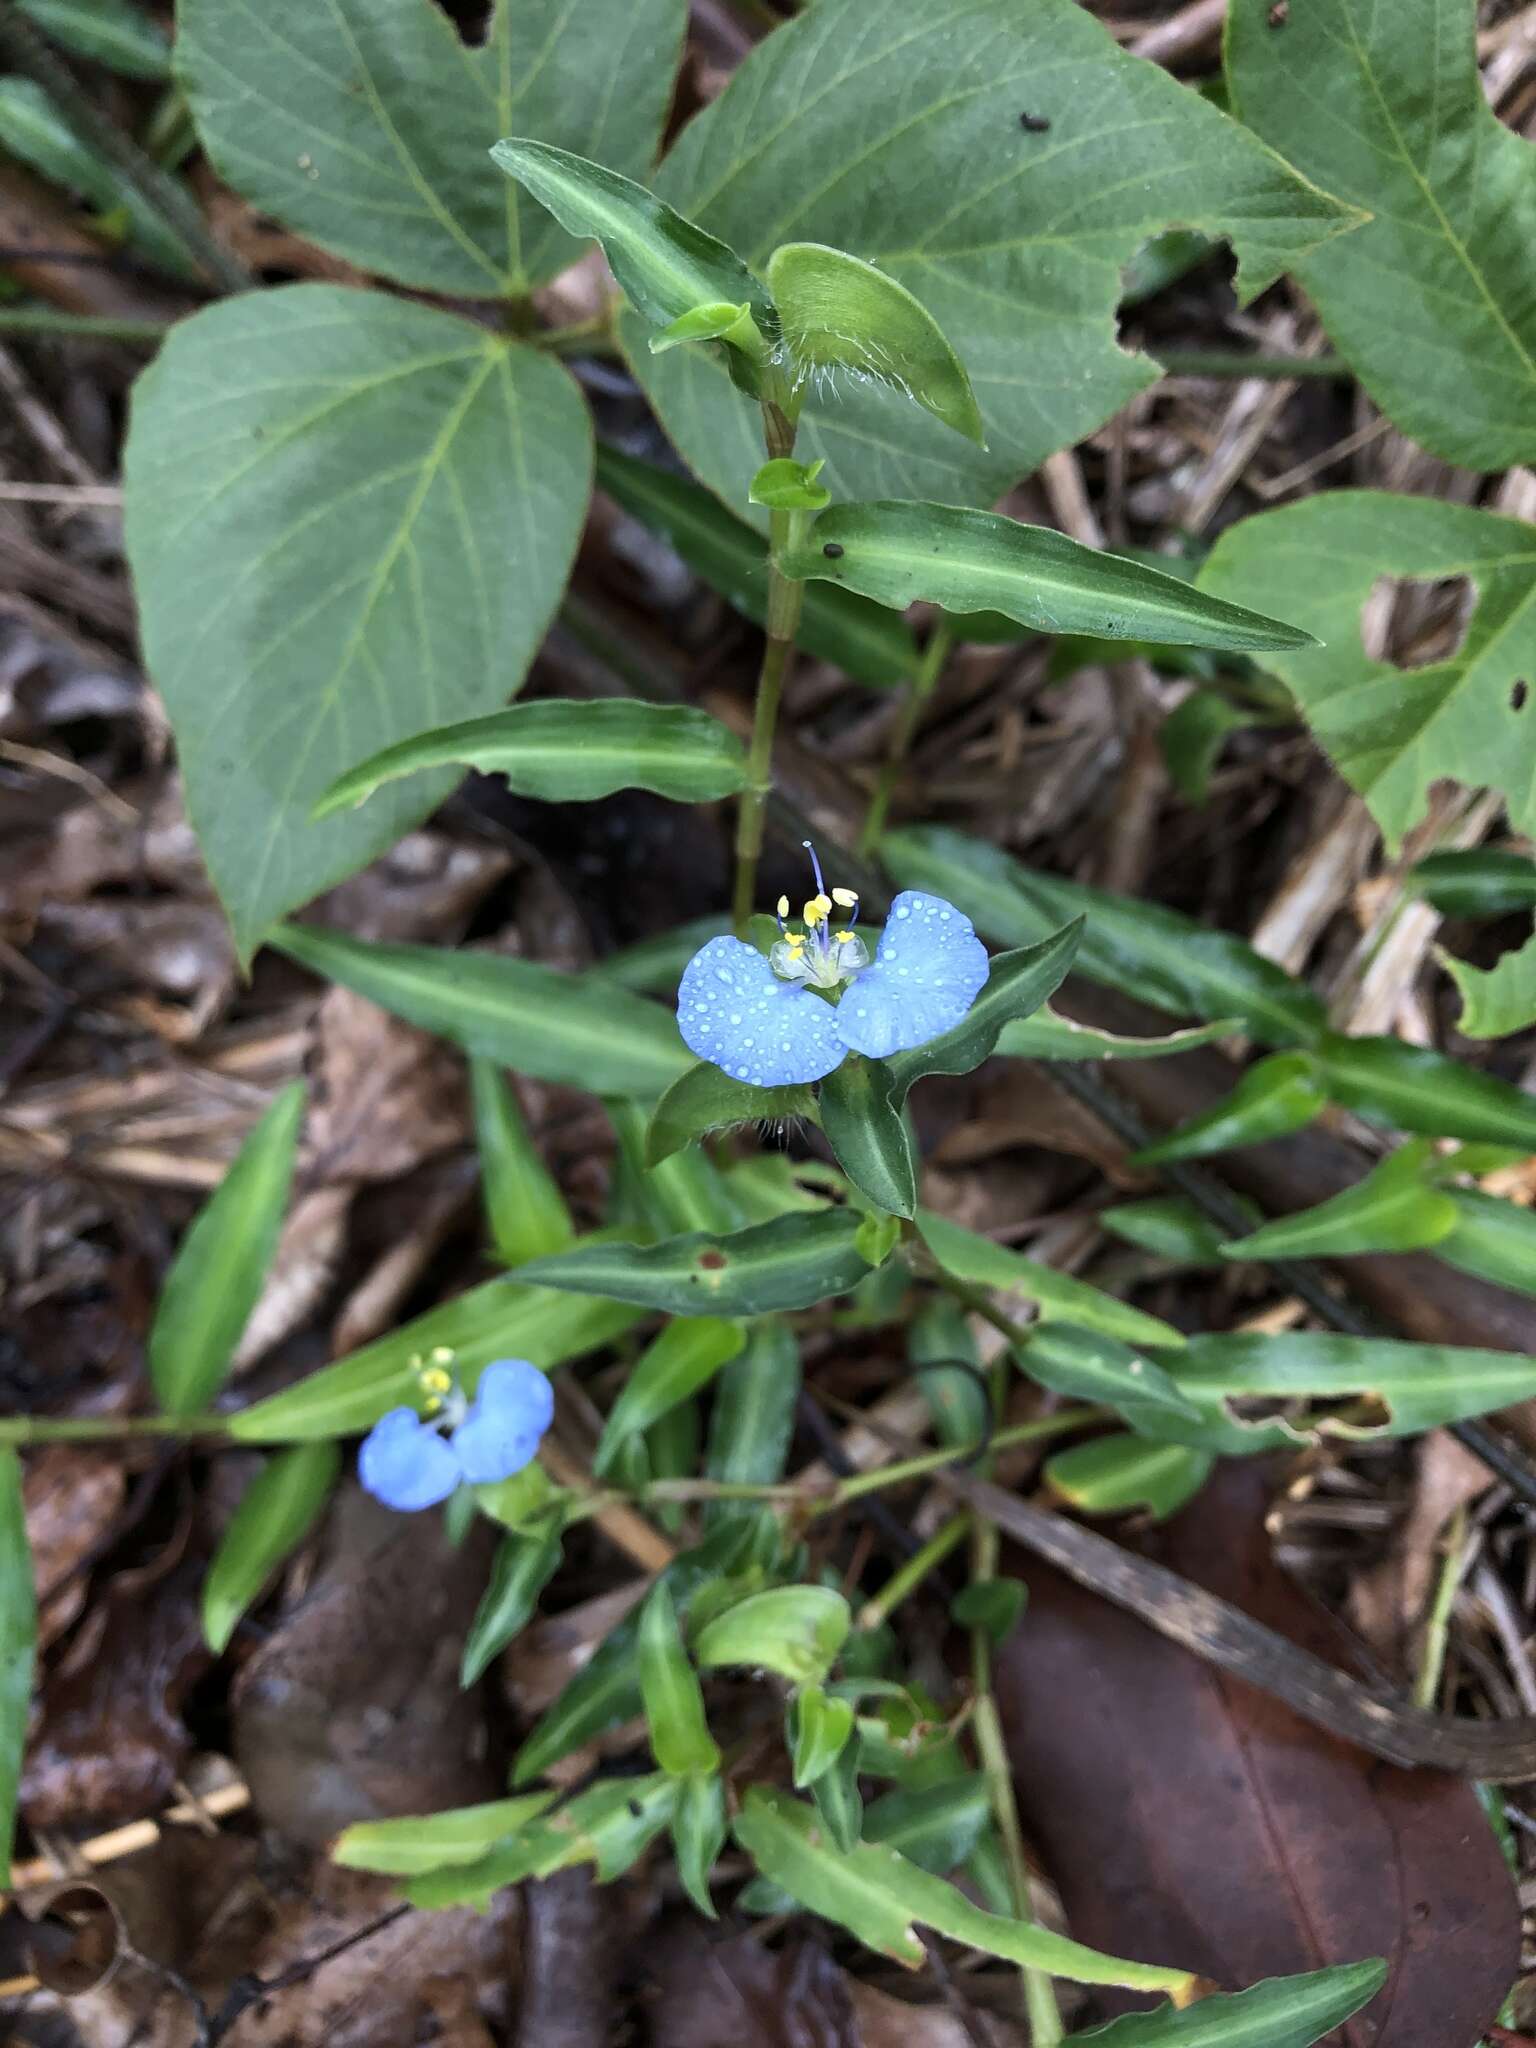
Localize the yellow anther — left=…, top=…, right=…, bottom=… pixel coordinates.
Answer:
left=420, top=1365, right=453, bottom=1395
left=804, top=894, right=831, bottom=925
left=832, top=887, right=858, bottom=908
left=428, top=1346, right=454, bottom=1365
left=835, top=929, right=855, bottom=944
left=786, top=933, right=807, bottom=955
left=777, top=894, right=790, bottom=919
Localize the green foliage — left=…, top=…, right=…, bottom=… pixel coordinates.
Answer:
left=1437, top=1188, right=1536, bottom=1298
left=862, top=1778, right=992, bottom=1874
left=1315, top=1031, right=1536, bottom=1150
left=782, top=504, right=1314, bottom=652
left=917, top=1210, right=1181, bottom=1347
left=595, top=447, right=918, bottom=686
left=883, top=925, right=1083, bottom=1099
left=639, top=1581, right=720, bottom=1775
left=1218, top=1141, right=1459, bottom=1259
left=406, top=1775, right=679, bottom=1908
left=334, top=1791, right=560, bottom=1877
left=1075, top=1960, right=1387, bottom=2047
left=1226, top=0, right=1536, bottom=469
left=995, top=1012, right=1238, bottom=1063
left=646, top=1063, right=817, bottom=1168
left=593, top=1318, right=745, bottom=1473
left=672, top=1772, right=728, bottom=1918
left=17, top=0, right=170, bottom=76
left=0, top=78, right=193, bottom=276
left=314, top=700, right=748, bottom=819
left=1444, top=933, right=1536, bottom=1038
left=1410, top=848, right=1536, bottom=917
left=1200, top=494, right=1536, bottom=848
left=818, top=1058, right=917, bottom=1218
left=471, top=1061, right=575, bottom=1268
left=633, top=0, right=1357, bottom=512
left=790, top=1685, right=856, bottom=1788
left=518, top=1211, right=874, bottom=1316
left=201, top=1442, right=339, bottom=1654
left=0, top=1448, right=35, bottom=1874
left=1045, top=1435, right=1213, bottom=1521
left=179, top=0, right=685, bottom=295
left=148, top=1081, right=304, bottom=1417
left=1017, top=1324, right=1204, bottom=1434
left=694, top=1586, right=851, bottom=1684
left=1133, top=1052, right=1329, bottom=1166
left=272, top=924, right=689, bottom=1097
left=124, top=289, right=591, bottom=957
left=461, top=1526, right=564, bottom=1687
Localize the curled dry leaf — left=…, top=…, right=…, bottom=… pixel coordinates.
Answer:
left=233, top=1486, right=496, bottom=1849
left=993, top=1461, right=1519, bottom=2045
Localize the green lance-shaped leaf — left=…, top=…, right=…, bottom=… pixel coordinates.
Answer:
left=1219, top=1140, right=1458, bottom=1261
left=766, top=241, right=983, bottom=445
left=148, top=1080, right=304, bottom=1417
left=733, top=1788, right=1196, bottom=1991
left=863, top=1777, right=992, bottom=1877
left=1436, top=1188, right=1536, bottom=1298
left=313, top=699, right=747, bottom=820
left=639, top=1580, right=720, bottom=1776
left=1016, top=1324, right=1203, bottom=1433
left=1411, top=848, right=1536, bottom=918
left=491, top=140, right=773, bottom=350
left=1045, top=1434, right=1212, bottom=1521
left=0, top=1447, right=35, bottom=1876
left=790, top=1684, right=856, bottom=1790
left=407, top=1774, right=680, bottom=1909
left=1199, top=493, right=1536, bottom=850
left=917, top=1209, right=1181, bottom=1348
left=1314, top=1031, right=1536, bottom=1153
left=704, top=1319, right=800, bottom=1532
left=884, top=825, right=1326, bottom=1050
left=180, top=0, right=684, bottom=296
left=461, top=1524, right=564, bottom=1688
left=1134, top=1331, right=1536, bottom=1457
left=513, top=1520, right=758, bottom=1784
left=17, top=0, right=170, bottom=77
left=610, top=1098, right=743, bottom=1239
left=1101, top=1196, right=1253, bottom=1267
left=1074, top=1959, right=1388, bottom=2048
left=519, top=1210, right=873, bottom=1318
left=780, top=504, right=1316, bottom=655
left=883, top=923, right=1083, bottom=1101
left=909, top=1295, right=988, bottom=1450
left=672, top=1771, right=728, bottom=1920
left=593, top=1317, right=745, bottom=1474
left=1160, top=689, right=1259, bottom=806
left=1445, top=932, right=1536, bottom=1041
left=0, top=78, right=192, bottom=277
left=230, top=1273, right=638, bottom=1442
left=595, top=447, right=918, bottom=688
left=271, top=923, right=689, bottom=1099
left=470, top=1060, right=574, bottom=1269
left=646, top=1062, right=817, bottom=1169
left=695, top=1586, right=851, bottom=1686
left=750, top=458, right=831, bottom=513
left=996, top=1011, right=1239, bottom=1064
left=1226, top=0, right=1536, bottom=470
left=811, top=1738, right=864, bottom=1852
left=334, top=1790, right=560, bottom=1878
left=124, top=289, right=592, bottom=960
left=818, top=1058, right=918, bottom=1220
left=201, top=1442, right=338, bottom=1654
left=1132, top=1051, right=1328, bottom=1167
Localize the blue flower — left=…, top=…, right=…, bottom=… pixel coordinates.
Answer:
left=678, top=845, right=988, bottom=1086
left=359, top=1355, right=554, bottom=1512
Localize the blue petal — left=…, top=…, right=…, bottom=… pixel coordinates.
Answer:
left=678, top=935, right=846, bottom=1086
left=359, top=1407, right=461, bottom=1512
left=834, top=892, right=989, bottom=1060
left=451, top=1358, right=554, bottom=1486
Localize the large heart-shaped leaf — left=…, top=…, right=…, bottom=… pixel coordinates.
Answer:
left=124, top=286, right=591, bottom=958
left=1226, top=0, right=1536, bottom=471
left=1198, top=492, right=1536, bottom=847
left=630, top=0, right=1359, bottom=515
left=176, top=0, right=686, bottom=294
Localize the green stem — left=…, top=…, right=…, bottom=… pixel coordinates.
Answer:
left=0, top=1413, right=224, bottom=1444
left=970, top=1496, right=1063, bottom=2045
left=1414, top=1502, right=1468, bottom=1711
left=0, top=308, right=173, bottom=344
left=857, top=1510, right=969, bottom=1631
left=858, top=618, right=954, bottom=855
left=0, top=0, right=251, bottom=294
left=1155, top=349, right=1349, bottom=382
left=732, top=379, right=807, bottom=936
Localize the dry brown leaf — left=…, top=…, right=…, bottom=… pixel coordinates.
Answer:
left=23, top=1444, right=126, bottom=1651
left=1348, top=1430, right=1491, bottom=1670
left=304, top=987, right=466, bottom=1188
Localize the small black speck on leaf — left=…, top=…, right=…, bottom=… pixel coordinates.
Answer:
left=822, top=542, right=844, bottom=559
left=1512, top=679, right=1529, bottom=712
left=1019, top=110, right=1051, bottom=133
left=1267, top=1, right=1289, bottom=24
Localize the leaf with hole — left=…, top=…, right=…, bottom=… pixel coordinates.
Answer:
left=179, top=0, right=685, bottom=293
left=1444, top=931, right=1536, bottom=1040
left=272, top=922, right=689, bottom=1098
left=148, top=1081, right=303, bottom=1417
left=314, top=700, right=747, bottom=819
left=596, top=447, right=917, bottom=685
left=1226, top=0, right=1536, bottom=469
left=518, top=1210, right=873, bottom=1317
left=124, top=288, right=591, bottom=958
left=781, top=504, right=1315, bottom=654
left=630, top=0, right=1358, bottom=514
left=1200, top=493, right=1536, bottom=847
